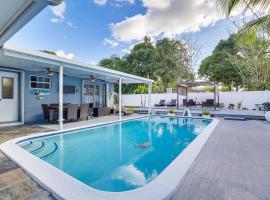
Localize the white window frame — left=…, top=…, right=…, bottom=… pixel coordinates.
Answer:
left=30, top=75, right=51, bottom=90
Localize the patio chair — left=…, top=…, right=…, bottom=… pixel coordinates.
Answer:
left=166, top=99, right=177, bottom=107
left=41, top=104, right=57, bottom=123
left=65, top=104, right=79, bottom=121
left=79, top=103, right=90, bottom=120
left=203, top=99, right=214, bottom=108
left=154, top=100, right=166, bottom=107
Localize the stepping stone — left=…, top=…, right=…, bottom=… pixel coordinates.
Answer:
left=25, top=190, right=54, bottom=200
left=0, top=175, right=43, bottom=200
left=0, top=159, right=18, bottom=174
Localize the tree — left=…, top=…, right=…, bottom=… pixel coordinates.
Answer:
left=123, top=36, right=157, bottom=79
left=154, top=38, right=195, bottom=90
left=99, top=36, right=197, bottom=93
left=99, top=55, right=124, bottom=72
left=198, top=34, right=246, bottom=91
left=41, top=50, right=56, bottom=55
left=235, top=29, right=270, bottom=90
left=134, top=84, right=148, bottom=107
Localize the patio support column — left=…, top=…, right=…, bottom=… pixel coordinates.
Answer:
left=119, top=78, right=122, bottom=121
left=148, top=83, right=152, bottom=115
left=58, top=65, right=64, bottom=130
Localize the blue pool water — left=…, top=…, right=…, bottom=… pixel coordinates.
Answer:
left=18, top=116, right=211, bottom=192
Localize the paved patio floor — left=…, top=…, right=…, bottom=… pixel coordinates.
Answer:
left=171, top=119, right=270, bottom=200
left=0, top=125, right=56, bottom=200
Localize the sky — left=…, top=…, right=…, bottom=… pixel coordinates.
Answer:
left=8, top=0, right=238, bottom=70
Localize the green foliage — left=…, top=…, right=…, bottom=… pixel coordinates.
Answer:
left=199, top=34, right=246, bottom=91
left=219, top=103, right=225, bottom=108
left=134, top=84, right=148, bottom=107
left=217, top=0, right=270, bottom=28
left=134, top=85, right=148, bottom=94
left=237, top=101, right=242, bottom=109
left=202, top=110, right=211, bottom=116
left=41, top=50, right=56, bottom=55
left=168, top=109, right=176, bottom=114
left=99, top=36, right=195, bottom=93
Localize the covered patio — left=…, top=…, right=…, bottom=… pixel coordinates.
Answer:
left=0, top=44, right=153, bottom=129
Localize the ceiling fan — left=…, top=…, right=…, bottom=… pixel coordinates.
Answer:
left=44, top=68, right=67, bottom=77
left=88, top=75, right=104, bottom=82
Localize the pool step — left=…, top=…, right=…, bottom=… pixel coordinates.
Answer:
left=20, top=141, right=33, bottom=148
left=224, top=117, right=247, bottom=121
left=40, top=142, right=58, bottom=159
left=30, top=141, right=45, bottom=153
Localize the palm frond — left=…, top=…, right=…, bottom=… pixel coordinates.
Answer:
left=217, top=0, right=270, bottom=16
left=244, top=14, right=270, bottom=28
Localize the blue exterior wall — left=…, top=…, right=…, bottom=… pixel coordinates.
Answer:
left=24, top=70, right=83, bottom=124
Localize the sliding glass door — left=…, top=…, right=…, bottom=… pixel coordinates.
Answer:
left=83, top=82, right=106, bottom=107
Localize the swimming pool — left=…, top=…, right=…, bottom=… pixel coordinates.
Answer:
left=1, top=116, right=218, bottom=200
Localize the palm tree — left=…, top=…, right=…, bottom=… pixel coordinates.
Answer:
left=134, top=85, right=148, bottom=107
left=217, top=0, right=270, bottom=26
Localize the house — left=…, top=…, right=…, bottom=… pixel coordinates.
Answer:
left=0, top=0, right=153, bottom=128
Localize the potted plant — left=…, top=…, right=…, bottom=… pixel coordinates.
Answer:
left=168, top=109, right=176, bottom=116
left=237, top=101, right=242, bottom=109
left=202, top=110, right=211, bottom=118
left=219, top=103, right=225, bottom=109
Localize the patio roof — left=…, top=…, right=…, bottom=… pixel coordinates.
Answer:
left=0, top=44, right=154, bottom=84
left=0, top=0, right=63, bottom=47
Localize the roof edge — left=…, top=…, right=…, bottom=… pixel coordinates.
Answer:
left=3, top=43, right=154, bottom=84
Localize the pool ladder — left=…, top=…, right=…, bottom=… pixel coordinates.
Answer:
left=21, top=140, right=58, bottom=159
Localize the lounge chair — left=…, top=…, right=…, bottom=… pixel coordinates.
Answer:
left=183, top=99, right=189, bottom=107
left=189, top=99, right=196, bottom=107
left=166, top=99, right=177, bottom=107
left=155, top=100, right=166, bottom=107
left=202, top=99, right=214, bottom=108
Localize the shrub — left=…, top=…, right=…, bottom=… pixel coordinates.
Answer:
left=168, top=109, right=175, bottom=114
left=202, top=110, right=211, bottom=116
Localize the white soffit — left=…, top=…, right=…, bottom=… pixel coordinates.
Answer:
left=0, top=0, right=63, bottom=46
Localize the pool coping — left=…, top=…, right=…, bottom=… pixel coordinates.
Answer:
left=0, top=115, right=219, bottom=200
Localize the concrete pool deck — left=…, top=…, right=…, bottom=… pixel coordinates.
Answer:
left=171, top=119, right=270, bottom=200
left=0, top=116, right=270, bottom=199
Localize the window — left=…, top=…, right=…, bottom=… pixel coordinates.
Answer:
left=2, top=77, right=14, bottom=99
left=30, top=75, right=51, bottom=90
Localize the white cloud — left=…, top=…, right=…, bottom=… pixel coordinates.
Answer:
left=103, top=38, right=119, bottom=47
left=50, top=18, right=63, bottom=23
left=111, top=0, right=230, bottom=42
left=93, top=0, right=107, bottom=6
left=55, top=50, right=75, bottom=59
left=115, top=0, right=135, bottom=4
left=50, top=2, right=66, bottom=20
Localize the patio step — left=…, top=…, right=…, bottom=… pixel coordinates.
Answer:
left=224, top=117, right=247, bottom=121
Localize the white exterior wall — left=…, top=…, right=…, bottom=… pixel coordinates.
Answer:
left=122, top=91, right=270, bottom=110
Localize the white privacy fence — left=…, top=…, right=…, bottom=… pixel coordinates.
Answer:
left=122, top=91, right=270, bottom=110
